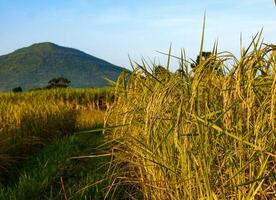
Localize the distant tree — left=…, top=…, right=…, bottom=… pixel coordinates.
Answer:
left=191, top=52, right=212, bottom=69
left=175, top=68, right=186, bottom=79
left=191, top=51, right=223, bottom=75
left=46, top=77, right=71, bottom=89
left=12, top=86, right=23, bottom=92
left=153, top=65, right=171, bottom=80
left=153, top=65, right=168, bottom=75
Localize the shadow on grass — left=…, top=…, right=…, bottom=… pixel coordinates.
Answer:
left=0, top=129, right=110, bottom=200
left=0, top=108, right=77, bottom=185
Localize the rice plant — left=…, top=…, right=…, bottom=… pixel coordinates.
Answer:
left=104, top=32, right=276, bottom=199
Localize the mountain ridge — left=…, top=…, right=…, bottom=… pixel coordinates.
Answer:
left=0, top=42, right=128, bottom=91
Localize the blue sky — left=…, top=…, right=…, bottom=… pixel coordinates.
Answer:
left=0, top=0, right=276, bottom=70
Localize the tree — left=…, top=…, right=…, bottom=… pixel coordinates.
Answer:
left=46, top=77, right=71, bottom=89
left=191, top=52, right=223, bottom=75
left=12, top=86, right=23, bottom=92
left=153, top=65, right=171, bottom=80
left=191, top=52, right=212, bottom=69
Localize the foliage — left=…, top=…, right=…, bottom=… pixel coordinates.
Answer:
left=191, top=51, right=212, bottom=68
left=46, top=77, right=71, bottom=89
left=12, top=86, right=22, bottom=92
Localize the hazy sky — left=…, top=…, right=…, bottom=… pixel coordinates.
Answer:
left=0, top=0, right=276, bottom=70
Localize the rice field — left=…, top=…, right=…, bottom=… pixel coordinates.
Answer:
left=0, top=87, right=113, bottom=183
left=0, top=34, right=275, bottom=199
left=104, top=33, right=276, bottom=199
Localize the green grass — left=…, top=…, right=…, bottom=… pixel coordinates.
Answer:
left=0, top=131, right=109, bottom=200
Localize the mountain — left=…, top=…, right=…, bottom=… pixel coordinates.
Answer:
left=0, top=42, right=128, bottom=91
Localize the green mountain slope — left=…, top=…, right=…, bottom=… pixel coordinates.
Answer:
left=0, top=42, right=127, bottom=91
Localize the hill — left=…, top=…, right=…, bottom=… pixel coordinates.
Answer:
left=0, top=42, right=127, bottom=91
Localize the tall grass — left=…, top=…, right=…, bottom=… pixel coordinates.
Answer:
left=0, top=99, right=76, bottom=182
left=104, top=34, right=276, bottom=199
left=0, top=88, right=112, bottom=183
left=0, top=87, right=114, bottom=110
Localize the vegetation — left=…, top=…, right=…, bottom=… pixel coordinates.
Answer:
left=1, top=30, right=275, bottom=199
left=0, top=87, right=113, bottom=186
left=0, top=131, right=109, bottom=200
left=0, top=87, right=114, bottom=110
left=104, top=32, right=276, bottom=199
left=46, top=77, right=71, bottom=89
left=12, top=86, right=22, bottom=92
left=190, top=51, right=212, bottom=68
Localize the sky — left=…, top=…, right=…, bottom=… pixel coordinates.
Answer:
left=0, top=0, right=276, bottom=70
